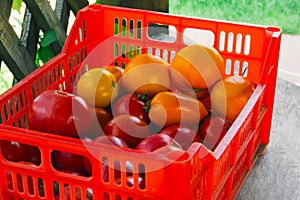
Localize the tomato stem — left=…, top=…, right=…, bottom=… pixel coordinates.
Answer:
left=142, top=99, right=151, bottom=113
left=193, top=88, right=202, bottom=92
left=137, top=92, right=148, bottom=101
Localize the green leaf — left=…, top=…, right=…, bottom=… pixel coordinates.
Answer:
left=38, top=46, right=55, bottom=63
left=12, top=0, right=22, bottom=13
left=40, top=29, right=59, bottom=47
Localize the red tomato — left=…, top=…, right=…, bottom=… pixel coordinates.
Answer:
left=135, top=134, right=181, bottom=152
left=52, top=151, right=88, bottom=176
left=104, top=115, right=150, bottom=148
left=85, top=106, right=113, bottom=138
left=198, top=116, right=232, bottom=150
left=0, top=140, right=41, bottom=165
left=1, top=140, right=26, bottom=162
left=159, top=125, right=201, bottom=150
left=112, top=93, right=150, bottom=123
left=28, top=90, right=92, bottom=138
left=23, top=144, right=41, bottom=166
left=200, top=96, right=212, bottom=112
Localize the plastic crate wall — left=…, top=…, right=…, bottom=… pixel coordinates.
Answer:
left=0, top=4, right=282, bottom=200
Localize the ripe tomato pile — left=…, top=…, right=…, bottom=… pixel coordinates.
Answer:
left=1, top=44, right=255, bottom=198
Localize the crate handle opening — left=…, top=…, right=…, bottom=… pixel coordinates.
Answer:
left=147, top=23, right=177, bottom=43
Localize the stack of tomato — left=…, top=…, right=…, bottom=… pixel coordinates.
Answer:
left=1, top=44, right=254, bottom=199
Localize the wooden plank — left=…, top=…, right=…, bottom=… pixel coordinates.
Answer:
left=120, top=0, right=169, bottom=36
left=97, top=0, right=120, bottom=6
left=98, top=0, right=169, bottom=36
left=121, top=0, right=169, bottom=13
left=0, top=0, right=13, bottom=19
left=23, top=0, right=67, bottom=52
left=0, top=12, right=37, bottom=81
left=55, top=0, right=71, bottom=31
left=0, top=0, right=13, bottom=65
left=20, top=9, right=39, bottom=59
left=67, top=0, right=89, bottom=15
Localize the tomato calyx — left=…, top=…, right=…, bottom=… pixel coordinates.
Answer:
left=135, top=92, right=152, bottom=113
left=142, top=99, right=152, bottom=113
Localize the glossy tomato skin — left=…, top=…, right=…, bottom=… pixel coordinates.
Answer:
left=1, top=140, right=27, bottom=162
left=104, top=115, right=150, bottom=148
left=198, top=116, right=232, bottom=150
left=23, top=144, right=41, bottom=166
left=159, top=125, right=201, bottom=150
left=149, top=91, right=208, bottom=127
left=170, top=44, right=224, bottom=89
left=28, top=90, right=92, bottom=138
left=122, top=54, right=171, bottom=97
left=210, top=75, right=254, bottom=121
left=112, top=94, right=150, bottom=123
left=85, top=106, right=112, bottom=138
left=76, top=68, right=118, bottom=108
left=104, top=65, right=124, bottom=82
left=135, top=134, right=181, bottom=152
left=52, top=151, right=88, bottom=176
left=1, top=140, right=41, bottom=165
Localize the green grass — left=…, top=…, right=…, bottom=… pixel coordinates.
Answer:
left=169, top=0, right=300, bottom=34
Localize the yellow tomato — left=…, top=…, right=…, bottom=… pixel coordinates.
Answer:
left=77, top=68, right=118, bottom=108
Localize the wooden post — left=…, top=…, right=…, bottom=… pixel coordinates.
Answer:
left=23, top=0, right=67, bottom=54
left=97, top=0, right=168, bottom=12
left=0, top=12, right=37, bottom=81
left=97, top=0, right=120, bottom=6
left=120, top=0, right=169, bottom=13
left=0, top=0, right=13, bottom=71
left=0, top=0, right=13, bottom=19
left=67, top=0, right=89, bottom=15
left=20, top=9, right=39, bottom=60
left=55, top=0, right=71, bottom=31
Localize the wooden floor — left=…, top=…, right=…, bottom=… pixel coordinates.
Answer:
left=237, top=77, right=300, bottom=200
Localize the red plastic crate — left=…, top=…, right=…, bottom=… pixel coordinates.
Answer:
left=0, top=4, right=281, bottom=200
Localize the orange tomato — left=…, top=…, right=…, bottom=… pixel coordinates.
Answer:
left=210, top=75, right=254, bottom=121
left=104, top=65, right=124, bottom=82
left=149, top=91, right=208, bottom=127
left=170, top=44, right=225, bottom=90
left=122, top=54, right=171, bottom=97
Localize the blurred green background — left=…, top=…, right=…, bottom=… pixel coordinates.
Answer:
left=170, top=0, right=300, bottom=34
